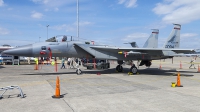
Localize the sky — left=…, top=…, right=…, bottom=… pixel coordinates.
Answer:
left=0, top=0, right=200, bottom=49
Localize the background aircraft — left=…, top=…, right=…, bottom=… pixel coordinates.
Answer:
left=0, top=44, right=13, bottom=53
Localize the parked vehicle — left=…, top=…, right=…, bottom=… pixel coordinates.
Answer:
left=82, top=59, right=110, bottom=69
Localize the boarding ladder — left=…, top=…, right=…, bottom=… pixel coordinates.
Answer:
left=0, top=85, right=25, bottom=99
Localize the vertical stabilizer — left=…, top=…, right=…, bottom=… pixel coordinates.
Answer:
left=143, top=29, right=159, bottom=48
left=164, top=24, right=181, bottom=48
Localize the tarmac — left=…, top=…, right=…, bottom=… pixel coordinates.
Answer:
left=0, top=57, right=200, bottom=112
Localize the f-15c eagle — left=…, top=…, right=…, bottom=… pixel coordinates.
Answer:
left=2, top=24, right=195, bottom=74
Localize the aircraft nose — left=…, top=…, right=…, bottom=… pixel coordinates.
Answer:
left=2, top=44, right=33, bottom=56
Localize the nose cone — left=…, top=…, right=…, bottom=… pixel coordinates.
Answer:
left=2, top=44, right=33, bottom=56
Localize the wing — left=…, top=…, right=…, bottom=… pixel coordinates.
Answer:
left=90, top=46, right=195, bottom=54
left=74, top=43, right=195, bottom=60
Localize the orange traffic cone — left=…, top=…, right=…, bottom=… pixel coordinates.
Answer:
left=176, top=72, right=183, bottom=87
left=198, top=65, right=200, bottom=72
left=180, top=61, right=182, bottom=69
left=52, top=76, right=64, bottom=98
left=159, top=63, right=162, bottom=69
left=97, top=72, right=101, bottom=75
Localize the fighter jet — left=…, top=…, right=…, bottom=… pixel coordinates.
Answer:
left=0, top=44, right=13, bottom=53
left=2, top=24, right=195, bottom=74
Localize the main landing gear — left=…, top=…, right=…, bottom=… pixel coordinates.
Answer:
left=116, top=64, right=138, bottom=74
left=116, top=60, right=138, bottom=74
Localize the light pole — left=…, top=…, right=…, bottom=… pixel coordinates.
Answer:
left=77, top=0, right=79, bottom=40
left=46, top=25, right=49, bottom=40
left=39, top=37, right=41, bottom=42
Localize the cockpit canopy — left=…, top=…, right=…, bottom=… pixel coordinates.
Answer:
left=45, top=35, right=76, bottom=42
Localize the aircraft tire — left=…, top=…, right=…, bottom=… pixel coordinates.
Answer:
left=116, top=65, right=123, bottom=72
left=130, top=66, right=137, bottom=74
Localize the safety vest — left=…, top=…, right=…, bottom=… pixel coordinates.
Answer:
left=34, top=58, right=38, bottom=65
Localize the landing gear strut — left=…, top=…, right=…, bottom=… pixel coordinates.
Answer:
left=76, top=62, right=82, bottom=75
left=76, top=68, right=82, bottom=75
left=116, top=60, right=124, bottom=72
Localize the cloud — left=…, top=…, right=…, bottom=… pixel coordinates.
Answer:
left=31, top=0, right=74, bottom=8
left=7, top=8, right=13, bottom=11
left=54, top=7, right=59, bottom=11
left=180, top=36, right=200, bottom=48
left=118, top=0, right=137, bottom=8
left=0, top=27, right=9, bottom=35
left=153, top=0, right=200, bottom=24
left=51, top=24, right=75, bottom=33
left=181, top=33, right=198, bottom=38
left=31, top=0, right=49, bottom=4
left=0, top=0, right=4, bottom=6
left=122, top=33, right=149, bottom=41
left=78, top=21, right=93, bottom=26
left=0, top=40, right=34, bottom=47
left=53, top=24, right=68, bottom=30
left=31, top=11, right=43, bottom=19
left=52, top=21, right=93, bottom=32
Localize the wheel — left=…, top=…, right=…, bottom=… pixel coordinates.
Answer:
left=130, top=66, right=137, bottom=74
left=116, top=65, right=123, bottom=72
left=76, top=69, right=82, bottom=75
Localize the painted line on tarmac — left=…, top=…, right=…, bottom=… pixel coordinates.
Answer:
left=19, top=81, right=49, bottom=87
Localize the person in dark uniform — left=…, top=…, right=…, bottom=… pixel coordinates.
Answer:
left=61, top=58, right=65, bottom=69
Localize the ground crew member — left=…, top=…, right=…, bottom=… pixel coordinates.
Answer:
left=51, top=60, right=55, bottom=66
left=27, top=57, right=30, bottom=64
left=60, top=58, right=65, bottom=69
left=34, top=57, right=39, bottom=70
left=34, top=58, right=38, bottom=65
left=189, top=58, right=196, bottom=69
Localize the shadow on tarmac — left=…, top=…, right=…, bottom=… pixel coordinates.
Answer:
left=20, top=67, right=195, bottom=77
left=0, top=65, right=5, bottom=69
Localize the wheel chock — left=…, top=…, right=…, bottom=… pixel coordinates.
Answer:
left=171, top=82, right=176, bottom=87
left=128, top=72, right=133, bottom=75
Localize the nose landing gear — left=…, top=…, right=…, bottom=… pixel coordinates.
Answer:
left=116, top=65, right=123, bottom=72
